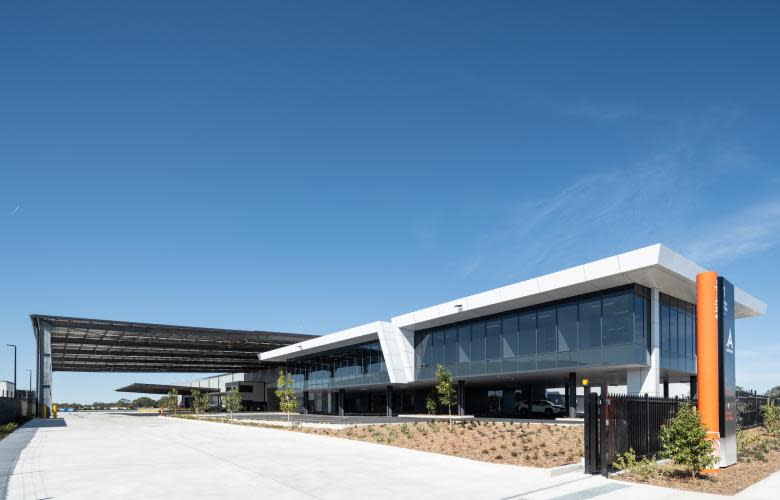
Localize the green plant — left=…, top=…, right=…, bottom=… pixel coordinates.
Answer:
left=163, top=387, right=179, bottom=414
left=224, top=386, right=243, bottom=420
left=425, top=393, right=437, bottom=415
left=191, top=389, right=210, bottom=415
left=659, top=403, right=718, bottom=477
left=275, top=370, right=298, bottom=422
left=612, top=448, right=660, bottom=480
left=762, top=404, right=780, bottom=436
left=434, top=364, right=456, bottom=426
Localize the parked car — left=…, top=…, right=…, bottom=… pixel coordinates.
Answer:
left=516, top=400, right=566, bottom=418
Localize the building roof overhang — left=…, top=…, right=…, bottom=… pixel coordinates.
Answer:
left=391, top=244, right=766, bottom=332
left=258, top=321, right=386, bottom=362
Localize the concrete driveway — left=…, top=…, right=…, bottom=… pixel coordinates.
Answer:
left=0, top=413, right=772, bottom=499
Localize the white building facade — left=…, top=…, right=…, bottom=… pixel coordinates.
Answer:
left=259, top=244, right=766, bottom=417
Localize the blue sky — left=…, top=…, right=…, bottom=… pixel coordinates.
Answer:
left=1, top=1, right=779, bottom=403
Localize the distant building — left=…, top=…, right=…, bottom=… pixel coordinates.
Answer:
left=0, top=380, right=14, bottom=398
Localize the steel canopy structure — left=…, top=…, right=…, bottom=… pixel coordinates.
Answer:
left=115, top=383, right=220, bottom=395
left=31, top=315, right=314, bottom=373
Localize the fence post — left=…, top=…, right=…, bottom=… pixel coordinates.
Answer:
left=645, top=394, right=650, bottom=455
left=599, top=391, right=608, bottom=477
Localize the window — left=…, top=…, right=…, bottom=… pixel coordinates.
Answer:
left=687, top=303, right=695, bottom=358
left=603, top=291, right=633, bottom=345
left=678, top=300, right=686, bottom=357
left=634, top=289, right=646, bottom=346
left=660, top=294, right=670, bottom=352
left=502, top=315, right=519, bottom=358
left=445, top=327, right=458, bottom=365
left=669, top=298, right=678, bottom=354
left=518, top=312, right=536, bottom=355
left=557, top=302, right=578, bottom=352
left=579, top=298, right=601, bottom=348
left=433, top=330, right=445, bottom=365
left=471, top=321, right=486, bottom=361
left=420, top=333, right=433, bottom=367
left=457, top=325, right=470, bottom=363
left=537, top=307, right=556, bottom=353
left=486, top=319, right=502, bottom=359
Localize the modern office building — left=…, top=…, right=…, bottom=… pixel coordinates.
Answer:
left=258, top=244, right=766, bottom=417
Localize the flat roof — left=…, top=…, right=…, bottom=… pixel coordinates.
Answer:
left=31, top=315, right=315, bottom=372
left=115, top=383, right=220, bottom=395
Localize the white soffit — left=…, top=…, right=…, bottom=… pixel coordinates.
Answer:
left=391, top=244, right=766, bottom=332
left=258, top=322, right=387, bottom=361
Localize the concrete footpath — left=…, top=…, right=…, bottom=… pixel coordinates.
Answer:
left=0, top=413, right=776, bottom=499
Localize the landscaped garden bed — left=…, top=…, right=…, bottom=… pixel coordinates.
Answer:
left=613, top=426, right=780, bottom=495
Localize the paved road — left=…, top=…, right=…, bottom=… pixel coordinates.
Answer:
left=0, top=413, right=775, bottom=499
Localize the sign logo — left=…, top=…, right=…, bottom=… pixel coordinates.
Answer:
left=726, top=329, right=734, bottom=353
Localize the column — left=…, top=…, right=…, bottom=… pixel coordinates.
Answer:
left=627, top=288, right=661, bottom=395
left=690, top=375, right=698, bottom=400
left=567, top=372, right=577, bottom=418
left=338, top=389, right=345, bottom=416
left=386, top=386, right=393, bottom=417
left=302, top=391, right=309, bottom=414
left=457, top=380, right=465, bottom=416
left=663, top=379, right=669, bottom=398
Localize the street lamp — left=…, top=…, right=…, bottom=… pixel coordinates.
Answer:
left=6, top=344, right=16, bottom=397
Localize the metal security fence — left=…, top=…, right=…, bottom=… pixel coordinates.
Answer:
left=737, top=390, right=780, bottom=430
left=584, top=393, right=685, bottom=476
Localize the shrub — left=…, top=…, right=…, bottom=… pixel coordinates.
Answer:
left=762, top=404, right=780, bottom=436
left=612, top=448, right=660, bottom=480
left=425, top=394, right=437, bottom=415
left=659, top=403, right=718, bottom=477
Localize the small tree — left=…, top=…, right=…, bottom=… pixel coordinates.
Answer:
left=659, top=403, right=718, bottom=477
left=163, top=387, right=179, bottom=414
left=435, top=364, right=456, bottom=426
left=225, top=386, right=243, bottom=420
left=275, top=370, right=298, bottom=422
left=425, top=393, right=437, bottom=415
left=191, top=389, right=210, bottom=415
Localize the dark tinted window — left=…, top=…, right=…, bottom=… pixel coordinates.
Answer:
left=445, top=327, right=458, bottom=364
left=579, top=298, right=601, bottom=348
left=502, top=315, right=519, bottom=358
left=486, top=320, right=502, bottom=360
left=471, top=321, right=486, bottom=361
left=557, top=303, right=578, bottom=352
left=433, top=330, right=445, bottom=365
left=660, top=294, right=670, bottom=351
left=537, top=307, right=556, bottom=353
left=518, top=312, right=536, bottom=355
left=603, top=291, right=633, bottom=345
left=457, top=325, right=470, bottom=363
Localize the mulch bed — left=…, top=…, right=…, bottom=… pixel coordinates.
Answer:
left=300, top=420, right=583, bottom=468
left=615, top=427, right=780, bottom=495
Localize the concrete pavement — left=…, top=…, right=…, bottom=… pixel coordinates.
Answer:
left=0, top=413, right=775, bottom=499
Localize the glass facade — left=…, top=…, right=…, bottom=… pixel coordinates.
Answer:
left=659, top=293, right=697, bottom=373
left=414, top=285, right=651, bottom=380
left=286, top=340, right=389, bottom=391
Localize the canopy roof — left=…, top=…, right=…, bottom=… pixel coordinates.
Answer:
left=115, top=383, right=220, bottom=395
left=31, top=315, right=315, bottom=372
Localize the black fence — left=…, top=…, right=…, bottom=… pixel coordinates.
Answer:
left=584, top=393, right=685, bottom=476
left=737, top=390, right=780, bottom=430
left=0, top=397, right=35, bottom=425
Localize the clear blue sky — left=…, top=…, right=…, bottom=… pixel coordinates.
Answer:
left=2, top=1, right=779, bottom=403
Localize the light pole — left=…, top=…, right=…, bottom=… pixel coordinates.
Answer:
left=25, top=369, right=32, bottom=402
left=6, top=344, right=16, bottom=397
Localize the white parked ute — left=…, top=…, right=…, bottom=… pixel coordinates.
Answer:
left=516, top=399, right=566, bottom=418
